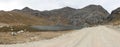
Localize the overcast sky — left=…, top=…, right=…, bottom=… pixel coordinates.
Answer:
left=0, top=0, right=120, bottom=12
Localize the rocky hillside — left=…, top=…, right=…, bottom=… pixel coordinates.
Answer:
left=12, top=5, right=109, bottom=27
left=67, top=5, right=109, bottom=26
left=107, top=7, right=120, bottom=25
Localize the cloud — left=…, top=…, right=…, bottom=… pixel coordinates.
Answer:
left=0, top=0, right=120, bottom=12
left=0, top=0, right=24, bottom=11
left=21, top=0, right=63, bottom=11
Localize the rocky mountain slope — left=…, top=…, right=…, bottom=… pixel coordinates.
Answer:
left=12, top=5, right=109, bottom=27
left=67, top=5, right=109, bottom=26
left=107, top=7, right=120, bottom=25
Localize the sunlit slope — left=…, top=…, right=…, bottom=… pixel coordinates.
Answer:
left=0, top=11, right=54, bottom=25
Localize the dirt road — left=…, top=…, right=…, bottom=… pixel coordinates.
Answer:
left=0, top=26, right=120, bottom=47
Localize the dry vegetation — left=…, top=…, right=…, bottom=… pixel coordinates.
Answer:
left=0, top=25, right=72, bottom=44
left=0, top=11, right=72, bottom=44
left=0, top=11, right=55, bottom=25
left=0, top=4, right=119, bottom=44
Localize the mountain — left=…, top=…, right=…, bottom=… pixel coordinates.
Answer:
left=12, top=6, right=77, bottom=25
left=12, top=5, right=109, bottom=27
left=6, top=5, right=110, bottom=27
left=12, top=7, right=41, bottom=16
left=68, top=5, right=109, bottom=26
left=107, top=7, right=120, bottom=25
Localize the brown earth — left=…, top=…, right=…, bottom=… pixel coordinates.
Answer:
left=0, top=11, right=55, bottom=26
left=0, top=29, right=71, bottom=44
left=1, top=26, right=120, bottom=47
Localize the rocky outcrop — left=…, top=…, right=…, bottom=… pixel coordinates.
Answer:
left=68, top=5, right=109, bottom=26
left=107, top=7, right=120, bottom=25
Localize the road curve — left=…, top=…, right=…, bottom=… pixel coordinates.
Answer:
left=0, top=26, right=120, bottom=47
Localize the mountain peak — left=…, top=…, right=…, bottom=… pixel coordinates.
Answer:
left=82, top=4, right=103, bottom=10
left=111, top=7, right=120, bottom=14
left=84, top=4, right=102, bottom=8
left=62, top=6, right=74, bottom=9
left=108, top=7, right=120, bottom=22
left=22, top=7, right=33, bottom=11
left=81, top=4, right=109, bottom=15
left=60, top=6, right=76, bottom=10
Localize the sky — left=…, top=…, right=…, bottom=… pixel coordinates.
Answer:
left=0, top=0, right=120, bottom=13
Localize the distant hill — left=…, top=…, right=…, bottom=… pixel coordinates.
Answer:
left=67, top=5, right=109, bottom=26
left=0, top=11, right=54, bottom=26
left=12, top=5, right=109, bottom=27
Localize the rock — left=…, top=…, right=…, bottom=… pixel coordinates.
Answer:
left=0, top=26, right=4, bottom=28
left=10, top=28, right=14, bottom=31
left=11, top=32, right=17, bottom=36
left=17, top=30, right=24, bottom=34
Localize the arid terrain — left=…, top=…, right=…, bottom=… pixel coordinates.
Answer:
left=0, top=25, right=71, bottom=44
left=0, top=4, right=120, bottom=47
left=0, top=25, right=120, bottom=47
